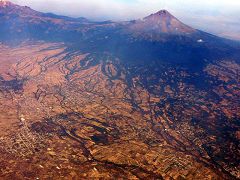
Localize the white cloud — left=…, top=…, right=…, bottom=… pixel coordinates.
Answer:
left=10, top=0, right=240, bottom=40
left=11, top=0, right=240, bottom=20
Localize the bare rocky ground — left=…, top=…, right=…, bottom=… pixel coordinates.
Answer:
left=0, top=42, right=239, bottom=179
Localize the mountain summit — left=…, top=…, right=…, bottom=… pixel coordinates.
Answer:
left=0, top=0, right=12, bottom=7
left=0, top=0, right=90, bottom=41
left=145, top=10, right=174, bottom=19
left=128, top=10, right=196, bottom=35
left=0, top=0, right=40, bottom=16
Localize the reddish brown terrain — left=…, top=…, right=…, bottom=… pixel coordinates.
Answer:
left=0, top=1, right=239, bottom=179
left=0, top=42, right=239, bottom=179
left=128, top=10, right=196, bottom=35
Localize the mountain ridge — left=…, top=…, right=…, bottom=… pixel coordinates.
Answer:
left=0, top=0, right=239, bottom=67
left=127, top=9, right=196, bottom=35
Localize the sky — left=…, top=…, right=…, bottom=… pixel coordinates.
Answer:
left=11, top=0, right=240, bottom=40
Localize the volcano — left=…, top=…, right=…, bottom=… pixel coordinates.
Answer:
left=128, top=10, right=196, bottom=34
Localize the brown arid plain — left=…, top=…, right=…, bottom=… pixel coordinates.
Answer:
left=0, top=42, right=239, bottom=179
